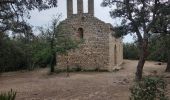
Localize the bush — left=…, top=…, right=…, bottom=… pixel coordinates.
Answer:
left=123, top=43, right=139, bottom=60
left=130, top=77, right=168, bottom=100
left=0, top=89, right=17, bottom=100
left=123, top=42, right=167, bottom=62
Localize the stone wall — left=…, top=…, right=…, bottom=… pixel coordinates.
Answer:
left=77, top=0, right=83, bottom=14
left=57, top=0, right=123, bottom=71
left=57, top=14, right=111, bottom=70
left=88, top=0, right=94, bottom=16
left=116, top=39, right=123, bottom=66
left=67, top=0, right=73, bottom=17
left=108, top=31, right=123, bottom=71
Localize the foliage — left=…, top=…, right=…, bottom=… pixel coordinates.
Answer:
left=0, top=89, right=16, bottom=100
left=149, top=2, right=170, bottom=71
left=0, top=31, right=51, bottom=72
left=0, top=15, right=81, bottom=73
left=29, top=40, right=52, bottom=68
left=0, top=35, right=28, bottom=72
left=130, top=77, right=168, bottom=100
left=38, top=15, right=80, bottom=73
left=123, top=43, right=139, bottom=60
left=147, top=35, right=168, bottom=62
left=0, top=0, right=57, bottom=33
left=0, top=1, right=81, bottom=73
left=0, top=0, right=58, bottom=72
left=123, top=41, right=168, bottom=62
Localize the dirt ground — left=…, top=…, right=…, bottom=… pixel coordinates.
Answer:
left=0, top=60, right=170, bottom=100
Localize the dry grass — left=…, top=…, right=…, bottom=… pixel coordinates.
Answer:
left=0, top=60, right=169, bottom=100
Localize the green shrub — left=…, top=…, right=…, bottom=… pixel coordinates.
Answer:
left=0, top=89, right=16, bottom=100
left=130, top=77, right=168, bottom=100
left=123, top=43, right=139, bottom=60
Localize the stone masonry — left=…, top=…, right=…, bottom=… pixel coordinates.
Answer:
left=57, top=0, right=123, bottom=71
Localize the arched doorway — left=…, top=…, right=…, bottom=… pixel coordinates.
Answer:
left=114, top=45, right=117, bottom=65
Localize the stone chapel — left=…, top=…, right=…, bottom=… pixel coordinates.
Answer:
left=57, top=0, right=123, bottom=71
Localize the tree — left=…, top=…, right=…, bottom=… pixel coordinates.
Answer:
left=101, top=0, right=169, bottom=80
left=38, top=15, right=79, bottom=73
left=0, top=0, right=57, bottom=33
left=156, top=6, right=170, bottom=72
left=123, top=43, right=139, bottom=60
left=150, top=2, right=170, bottom=71
left=147, top=35, right=167, bottom=62
left=0, top=34, right=31, bottom=72
left=0, top=0, right=58, bottom=72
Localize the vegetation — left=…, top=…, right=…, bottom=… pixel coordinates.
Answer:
left=0, top=15, right=80, bottom=73
left=102, top=0, right=170, bottom=80
left=38, top=15, right=80, bottom=73
left=150, top=3, right=170, bottom=72
left=130, top=77, right=168, bottom=100
left=0, top=0, right=81, bottom=74
left=0, top=0, right=59, bottom=73
left=0, top=89, right=16, bottom=100
left=123, top=43, right=139, bottom=60
left=0, top=0, right=57, bottom=33
left=123, top=42, right=168, bottom=62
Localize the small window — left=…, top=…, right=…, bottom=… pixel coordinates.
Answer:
left=78, top=28, right=84, bottom=39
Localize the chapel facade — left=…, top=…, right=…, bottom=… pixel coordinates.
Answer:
left=57, top=0, right=123, bottom=71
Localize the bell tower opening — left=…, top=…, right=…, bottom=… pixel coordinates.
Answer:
left=67, top=0, right=94, bottom=17
left=83, top=0, right=88, bottom=13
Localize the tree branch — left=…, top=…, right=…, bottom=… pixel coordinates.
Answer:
left=102, top=0, right=125, bottom=7
left=0, top=1, right=15, bottom=4
left=125, top=0, right=143, bottom=42
left=146, top=0, right=159, bottom=33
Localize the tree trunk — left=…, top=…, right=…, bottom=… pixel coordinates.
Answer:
left=165, top=52, right=170, bottom=72
left=136, top=54, right=146, bottom=80
left=50, top=52, right=56, bottom=73
left=50, top=35, right=57, bottom=73
left=136, top=43, right=147, bottom=81
left=50, top=56, right=54, bottom=73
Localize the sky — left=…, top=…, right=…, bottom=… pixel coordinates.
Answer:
left=28, top=0, right=134, bottom=43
